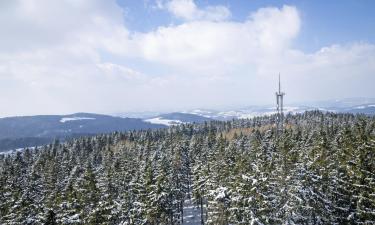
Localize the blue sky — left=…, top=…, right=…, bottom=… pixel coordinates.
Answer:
left=0, top=0, right=374, bottom=116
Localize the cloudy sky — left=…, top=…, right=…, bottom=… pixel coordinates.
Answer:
left=1, top=0, right=375, bottom=117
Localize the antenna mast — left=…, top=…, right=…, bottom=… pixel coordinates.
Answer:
left=276, top=73, right=285, bottom=135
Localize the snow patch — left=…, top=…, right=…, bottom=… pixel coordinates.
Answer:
left=144, top=117, right=183, bottom=126
left=213, top=187, right=228, bottom=201
left=189, top=109, right=213, bottom=115
left=355, top=104, right=375, bottom=109
left=0, top=147, right=35, bottom=155
left=60, top=117, right=96, bottom=123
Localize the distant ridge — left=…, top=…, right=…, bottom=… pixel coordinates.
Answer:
left=0, top=113, right=166, bottom=152
left=1, top=98, right=374, bottom=152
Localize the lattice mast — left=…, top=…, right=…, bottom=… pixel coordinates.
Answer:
left=276, top=73, right=285, bottom=134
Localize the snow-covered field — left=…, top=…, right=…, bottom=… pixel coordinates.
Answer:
left=187, top=106, right=310, bottom=120
left=183, top=198, right=202, bottom=225
left=0, top=147, right=35, bottom=155
left=60, top=117, right=96, bottom=123
left=144, top=117, right=183, bottom=126
left=355, top=104, right=375, bottom=109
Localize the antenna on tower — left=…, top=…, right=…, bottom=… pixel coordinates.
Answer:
left=276, top=73, right=285, bottom=136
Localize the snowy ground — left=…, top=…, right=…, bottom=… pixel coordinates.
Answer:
left=144, top=117, right=183, bottom=126
left=183, top=194, right=202, bottom=225
left=60, top=117, right=95, bottom=123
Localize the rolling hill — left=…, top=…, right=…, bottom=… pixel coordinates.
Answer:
left=0, top=113, right=166, bottom=152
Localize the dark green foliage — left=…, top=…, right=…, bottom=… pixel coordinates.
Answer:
left=45, top=210, right=57, bottom=225
left=0, top=111, right=374, bottom=224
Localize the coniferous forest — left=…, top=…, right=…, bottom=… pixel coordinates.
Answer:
left=0, top=111, right=374, bottom=225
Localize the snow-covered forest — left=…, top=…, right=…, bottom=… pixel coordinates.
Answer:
left=0, top=111, right=374, bottom=224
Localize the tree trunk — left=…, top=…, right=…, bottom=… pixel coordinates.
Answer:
left=200, top=197, right=204, bottom=225
left=181, top=200, right=184, bottom=224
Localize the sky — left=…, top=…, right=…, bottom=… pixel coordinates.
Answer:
left=0, top=0, right=375, bottom=117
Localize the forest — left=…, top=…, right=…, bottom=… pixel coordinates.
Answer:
left=0, top=111, right=374, bottom=224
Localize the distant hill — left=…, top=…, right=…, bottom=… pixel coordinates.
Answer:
left=2, top=98, right=374, bottom=152
left=344, top=104, right=375, bottom=115
left=112, top=98, right=375, bottom=122
left=184, top=98, right=375, bottom=120
left=0, top=113, right=166, bottom=152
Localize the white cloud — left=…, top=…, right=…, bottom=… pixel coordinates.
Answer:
left=0, top=0, right=125, bottom=53
left=0, top=0, right=374, bottom=117
left=135, top=5, right=299, bottom=68
left=161, top=0, right=231, bottom=21
left=96, top=63, right=144, bottom=81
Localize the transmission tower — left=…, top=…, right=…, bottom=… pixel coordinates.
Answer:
left=276, top=73, right=285, bottom=135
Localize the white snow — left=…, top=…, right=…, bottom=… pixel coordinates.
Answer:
left=144, top=117, right=183, bottom=126
left=182, top=105, right=334, bottom=120
left=0, top=149, right=18, bottom=155
left=0, top=147, right=35, bottom=155
left=189, top=109, right=213, bottom=115
left=60, top=117, right=96, bottom=123
left=213, top=187, right=228, bottom=201
left=355, top=104, right=375, bottom=109
left=238, top=112, right=275, bottom=119
left=284, top=106, right=300, bottom=111
left=216, top=110, right=276, bottom=119
left=199, top=106, right=305, bottom=119
left=62, top=214, right=81, bottom=223
left=183, top=194, right=202, bottom=224
left=242, top=174, right=251, bottom=180
left=183, top=109, right=215, bottom=118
